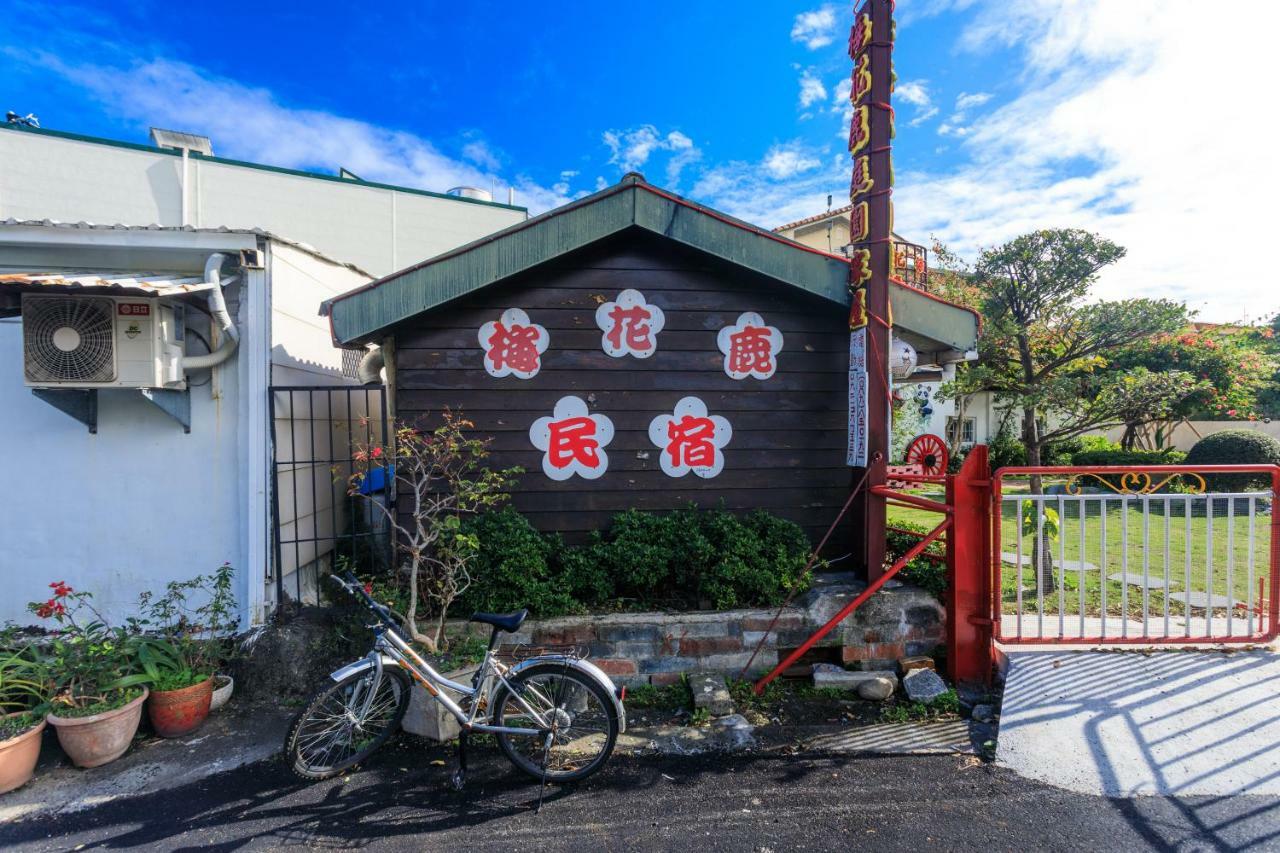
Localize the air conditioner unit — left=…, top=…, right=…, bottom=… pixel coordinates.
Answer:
left=22, top=294, right=186, bottom=389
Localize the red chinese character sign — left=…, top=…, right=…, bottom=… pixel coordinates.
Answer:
left=529, top=396, right=614, bottom=481
left=595, top=289, right=665, bottom=358
left=717, top=312, right=784, bottom=380
left=648, top=397, right=732, bottom=479
left=478, top=308, right=549, bottom=379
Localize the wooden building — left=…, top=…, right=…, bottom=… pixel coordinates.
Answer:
left=323, top=174, right=978, bottom=554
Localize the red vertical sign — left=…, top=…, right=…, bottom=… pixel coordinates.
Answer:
left=847, top=0, right=893, bottom=579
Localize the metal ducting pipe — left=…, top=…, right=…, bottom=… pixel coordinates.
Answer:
left=181, top=253, right=239, bottom=370
left=357, top=346, right=385, bottom=385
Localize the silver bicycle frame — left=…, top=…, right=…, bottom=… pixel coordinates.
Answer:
left=351, top=627, right=552, bottom=738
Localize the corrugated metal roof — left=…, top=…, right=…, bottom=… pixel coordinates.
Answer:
left=0, top=218, right=374, bottom=278
left=323, top=174, right=981, bottom=353
left=0, top=270, right=225, bottom=297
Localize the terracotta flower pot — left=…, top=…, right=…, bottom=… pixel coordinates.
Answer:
left=148, top=677, right=214, bottom=738
left=48, top=688, right=148, bottom=769
left=209, top=674, right=234, bottom=713
left=0, top=712, right=46, bottom=794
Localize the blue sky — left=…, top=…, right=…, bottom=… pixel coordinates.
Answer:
left=1, top=0, right=1273, bottom=321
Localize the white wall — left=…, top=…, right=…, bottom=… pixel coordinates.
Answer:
left=0, top=295, right=249, bottom=626
left=0, top=126, right=526, bottom=277
left=1090, top=420, right=1280, bottom=452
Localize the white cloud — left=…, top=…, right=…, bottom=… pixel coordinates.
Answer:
left=791, top=4, right=839, bottom=50
left=955, top=91, right=993, bottom=110
left=910, top=106, right=940, bottom=127
left=892, top=0, right=1280, bottom=321
left=896, top=81, right=932, bottom=107
left=798, top=69, right=827, bottom=109
left=15, top=52, right=577, bottom=214
left=762, top=143, right=823, bottom=180
left=603, top=125, right=701, bottom=186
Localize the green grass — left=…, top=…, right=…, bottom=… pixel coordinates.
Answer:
left=889, top=495, right=1273, bottom=623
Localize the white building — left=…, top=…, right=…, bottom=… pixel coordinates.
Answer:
left=0, top=122, right=526, bottom=627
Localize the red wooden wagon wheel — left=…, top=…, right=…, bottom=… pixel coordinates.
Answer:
left=904, top=434, right=948, bottom=477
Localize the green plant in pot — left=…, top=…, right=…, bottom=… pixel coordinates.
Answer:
left=132, top=564, right=239, bottom=737
left=0, top=632, right=51, bottom=794
left=28, top=583, right=151, bottom=769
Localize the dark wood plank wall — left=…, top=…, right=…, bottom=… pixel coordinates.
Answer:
left=392, top=231, right=858, bottom=555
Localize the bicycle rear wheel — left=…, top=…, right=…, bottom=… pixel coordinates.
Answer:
left=285, top=667, right=410, bottom=780
left=491, top=664, right=618, bottom=783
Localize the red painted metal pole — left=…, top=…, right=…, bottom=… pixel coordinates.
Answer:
left=948, top=445, right=992, bottom=685
left=870, top=486, right=952, bottom=515
left=753, top=516, right=952, bottom=694
left=1269, top=467, right=1280, bottom=641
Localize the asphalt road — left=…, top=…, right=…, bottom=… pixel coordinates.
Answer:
left=3, top=736, right=1279, bottom=852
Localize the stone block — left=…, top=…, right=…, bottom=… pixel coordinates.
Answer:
left=402, top=664, right=476, bottom=742
left=689, top=672, right=734, bottom=716
left=592, top=658, right=638, bottom=677
left=898, top=655, right=935, bottom=674
left=857, top=676, right=896, bottom=701
left=596, top=624, right=662, bottom=644
left=812, top=666, right=893, bottom=690
left=667, top=621, right=742, bottom=639
left=649, top=672, right=687, bottom=687
left=842, top=642, right=907, bottom=664
left=638, top=656, right=698, bottom=674
left=533, top=623, right=597, bottom=646
left=741, top=613, right=804, bottom=633
left=742, top=631, right=779, bottom=649
left=697, top=651, right=761, bottom=673
left=678, top=636, right=743, bottom=657
left=903, top=668, right=949, bottom=704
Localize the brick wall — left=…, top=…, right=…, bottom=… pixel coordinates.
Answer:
left=456, top=578, right=945, bottom=686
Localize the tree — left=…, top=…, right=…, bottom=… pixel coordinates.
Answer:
left=1109, top=326, right=1274, bottom=449
left=947, top=229, right=1192, bottom=469
left=348, top=411, right=518, bottom=652
left=943, top=229, right=1193, bottom=591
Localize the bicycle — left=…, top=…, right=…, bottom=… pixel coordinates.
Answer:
left=284, top=573, right=624, bottom=789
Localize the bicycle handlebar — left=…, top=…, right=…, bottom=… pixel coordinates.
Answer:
left=329, top=572, right=402, bottom=636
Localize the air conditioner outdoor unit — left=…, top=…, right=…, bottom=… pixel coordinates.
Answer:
left=22, top=294, right=186, bottom=389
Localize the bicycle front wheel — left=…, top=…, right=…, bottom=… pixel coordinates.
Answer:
left=285, top=667, right=410, bottom=780
left=491, top=663, right=618, bottom=783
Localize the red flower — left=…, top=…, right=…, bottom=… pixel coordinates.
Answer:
left=362, top=583, right=374, bottom=595
left=49, top=581, right=72, bottom=598
left=35, top=599, right=57, bottom=619
left=371, top=446, right=383, bottom=459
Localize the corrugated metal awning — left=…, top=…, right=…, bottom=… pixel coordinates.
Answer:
left=0, top=270, right=222, bottom=297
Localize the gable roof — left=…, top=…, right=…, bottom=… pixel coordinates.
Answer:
left=323, top=174, right=979, bottom=351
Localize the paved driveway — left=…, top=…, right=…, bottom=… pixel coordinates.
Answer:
left=997, top=648, right=1280, bottom=796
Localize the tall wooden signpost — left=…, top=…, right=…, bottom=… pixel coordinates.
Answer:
left=846, top=0, right=893, bottom=579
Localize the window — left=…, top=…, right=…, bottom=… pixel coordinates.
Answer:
left=946, top=417, right=976, bottom=446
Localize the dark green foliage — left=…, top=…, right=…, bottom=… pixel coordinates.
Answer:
left=454, top=508, right=582, bottom=618
left=1042, top=437, right=1083, bottom=467
left=886, top=520, right=947, bottom=598
left=987, top=427, right=1027, bottom=471
left=1071, top=449, right=1187, bottom=467
left=1185, top=430, right=1280, bottom=492
left=456, top=505, right=813, bottom=615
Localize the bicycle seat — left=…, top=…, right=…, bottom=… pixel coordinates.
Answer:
left=468, top=609, right=528, bottom=633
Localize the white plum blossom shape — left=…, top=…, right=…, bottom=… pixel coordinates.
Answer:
left=717, top=311, right=784, bottom=380
left=595, top=289, right=666, bottom=358
left=529, top=395, right=614, bottom=481
left=648, top=396, right=733, bottom=479
left=478, top=308, right=549, bottom=379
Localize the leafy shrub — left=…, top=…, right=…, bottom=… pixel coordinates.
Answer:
left=886, top=520, right=946, bottom=598
left=456, top=505, right=813, bottom=615
left=454, top=508, right=581, bottom=618
left=1077, top=434, right=1121, bottom=454
left=987, top=427, right=1027, bottom=471
left=1042, top=437, right=1083, bottom=467
left=1185, top=430, right=1280, bottom=492
left=1071, top=449, right=1187, bottom=467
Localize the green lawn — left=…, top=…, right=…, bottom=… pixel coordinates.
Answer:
left=887, top=494, right=1273, bottom=625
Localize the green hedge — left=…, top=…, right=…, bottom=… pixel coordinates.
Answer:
left=1070, top=449, right=1187, bottom=467
left=454, top=505, right=813, bottom=618
left=1185, top=430, right=1280, bottom=492
left=886, top=521, right=946, bottom=598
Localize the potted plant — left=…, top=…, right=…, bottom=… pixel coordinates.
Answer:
left=132, top=564, right=239, bottom=737
left=29, top=583, right=150, bottom=769
left=0, top=633, right=50, bottom=794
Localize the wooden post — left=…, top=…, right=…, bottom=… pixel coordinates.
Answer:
left=847, top=0, right=893, bottom=579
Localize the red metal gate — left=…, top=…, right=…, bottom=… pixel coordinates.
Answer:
left=991, top=465, right=1280, bottom=646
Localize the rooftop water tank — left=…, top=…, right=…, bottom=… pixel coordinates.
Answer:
left=445, top=186, right=493, bottom=202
